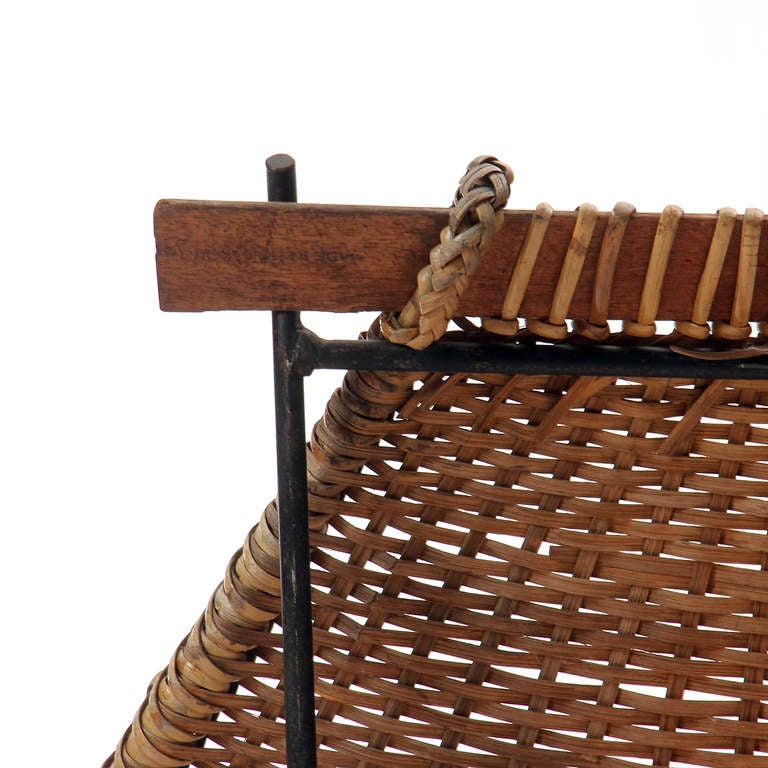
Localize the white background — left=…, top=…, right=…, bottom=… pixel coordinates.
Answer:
left=3, top=2, right=768, bottom=764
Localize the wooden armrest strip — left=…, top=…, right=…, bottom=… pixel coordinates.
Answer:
left=155, top=200, right=768, bottom=320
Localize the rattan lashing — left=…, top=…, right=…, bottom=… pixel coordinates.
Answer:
left=106, top=158, right=768, bottom=768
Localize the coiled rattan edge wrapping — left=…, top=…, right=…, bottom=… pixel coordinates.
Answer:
left=105, top=356, right=421, bottom=768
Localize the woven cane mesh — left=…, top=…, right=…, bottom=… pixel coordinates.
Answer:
left=108, top=350, right=768, bottom=768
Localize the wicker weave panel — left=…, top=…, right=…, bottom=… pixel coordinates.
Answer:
left=108, top=352, right=768, bottom=768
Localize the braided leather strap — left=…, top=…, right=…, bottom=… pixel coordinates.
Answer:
left=380, top=156, right=513, bottom=349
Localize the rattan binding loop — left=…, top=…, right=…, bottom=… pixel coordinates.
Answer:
left=622, top=204, right=683, bottom=339
left=714, top=207, right=764, bottom=342
left=674, top=207, right=738, bottom=342
left=526, top=203, right=599, bottom=340
left=574, top=201, right=636, bottom=342
left=482, top=202, right=553, bottom=337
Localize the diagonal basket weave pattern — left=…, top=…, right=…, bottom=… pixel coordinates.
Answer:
left=106, top=159, right=768, bottom=768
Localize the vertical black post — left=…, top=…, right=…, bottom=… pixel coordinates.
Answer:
left=267, top=154, right=317, bottom=768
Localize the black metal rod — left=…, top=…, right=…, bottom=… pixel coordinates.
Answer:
left=293, top=329, right=768, bottom=379
left=267, top=155, right=317, bottom=768
left=266, top=153, right=298, bottom=204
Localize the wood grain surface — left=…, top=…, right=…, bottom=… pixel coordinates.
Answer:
left=155, top=200, right=768, bottom=321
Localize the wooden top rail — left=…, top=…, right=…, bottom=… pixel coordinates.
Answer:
left=155, top=200, right=768, bottom=321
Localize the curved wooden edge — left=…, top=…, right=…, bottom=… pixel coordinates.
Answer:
left=154, top=199, right=768, bottom=321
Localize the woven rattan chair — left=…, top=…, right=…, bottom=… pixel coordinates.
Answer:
left=105, top=156, right=768, bottom=768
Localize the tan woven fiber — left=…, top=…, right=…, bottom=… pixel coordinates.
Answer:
left=577, top=201, right=636, bottom=342
left=482, top=202, right=554, bottom=338
left=106, top=161, right=768, bottom=768
left=714, top=208, right=764, bottom=343
left=381, top=156, right=514, bottom=350
left=525, top=203, right=599, bottom=341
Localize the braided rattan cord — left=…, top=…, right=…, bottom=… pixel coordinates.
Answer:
left=380, top=156, right=514, bottom=350
left=106, top=160, right=768, bottom=768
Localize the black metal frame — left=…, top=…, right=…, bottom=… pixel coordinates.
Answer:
left=266, top=155, right=768, bottom=768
